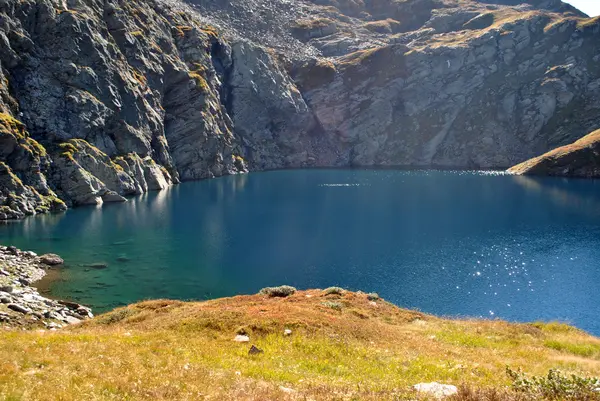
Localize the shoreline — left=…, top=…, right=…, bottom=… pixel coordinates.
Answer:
left=0, top=167, right=511, bottom=223
left=2, top=167, right=596, bottom=224
left=0, top=245, right=93, bottom=329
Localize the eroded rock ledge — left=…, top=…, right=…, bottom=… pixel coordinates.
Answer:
left=0, top=245, right=93, bottom=329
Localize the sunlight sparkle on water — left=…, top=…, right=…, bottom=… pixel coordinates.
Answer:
left=2, top=169, right=600, bottom=334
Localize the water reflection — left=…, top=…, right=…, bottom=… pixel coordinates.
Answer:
left=1, top=170, right=600, bottom=334
left=513, top=175, right=600, bottom=218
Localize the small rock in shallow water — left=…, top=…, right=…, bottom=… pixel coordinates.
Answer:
left=59, top=300, right=83, bottom=309
left=413, top=382, right=458, bottom=398
left=234, top=335, right=250, bottom=342
left=39, top=254, right=64, bottom=266
left=86, top=263, right=109, bottom=269
left=248, top=345, right=264, bottom=355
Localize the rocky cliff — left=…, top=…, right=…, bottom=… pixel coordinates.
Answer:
left=508, top=128, right=600, bottom=177
left=0, top=0, right=599, bottom=218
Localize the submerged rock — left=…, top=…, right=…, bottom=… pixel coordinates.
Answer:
left=86, top=263, right=109, bottom=270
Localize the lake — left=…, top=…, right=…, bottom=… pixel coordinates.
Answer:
left=2, top=169, right=600, bottom=334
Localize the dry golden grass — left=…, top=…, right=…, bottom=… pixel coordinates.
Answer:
left=337, top=45, right=408, bottom=86
left=1, top=290, right=600, bottom=400
left=577, top=15, right=600, bottom=30
left=508, top=129, right=600, bottom=175
left=292, top=58, right=337, bottom=91
left=363, top=18, right=401, bottom=34
left=420, top=9, right=575, bottom=50
left=292, top=17, right=334, bottom=30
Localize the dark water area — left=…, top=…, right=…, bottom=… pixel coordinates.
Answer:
left=2, top=170, right=600, bottom=334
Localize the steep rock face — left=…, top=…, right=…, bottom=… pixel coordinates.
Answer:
left=0, top=0, right=599, bottom=219
left=283, top=6, right=600, bottom=168
left=0, top=0, right=249, bottom=218
left=508, top=129, right=600, bottom=177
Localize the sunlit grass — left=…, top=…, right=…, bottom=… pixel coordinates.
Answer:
left=1, top=290, right=600, bottom=400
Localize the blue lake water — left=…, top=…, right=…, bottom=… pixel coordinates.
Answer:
left=1, top=169, right=600, bottom=334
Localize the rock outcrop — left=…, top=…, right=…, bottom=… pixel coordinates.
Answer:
left=508, top=128, right=600, bottom=177
left=0, top=0, right=248, bottom=218
left=0, top=0, right=599, bottom=218
left=0, top=245, right=93, bottom=329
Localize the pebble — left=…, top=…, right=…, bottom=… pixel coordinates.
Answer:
left=234, top=335, right=250, bottom=342
left=0, top=285, right=13, bottom=293
left=18, top=277, right=31, bottom=286
left=413, top=382, right=458, bottom=399
left=8, top=303, right=31, bottom=314
left=63, top=315, right=82, bottom=325
left=248, top=345, right=264, bottom=355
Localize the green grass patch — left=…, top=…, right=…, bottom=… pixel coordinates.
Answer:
left=544, top=340, right=600, bottom=358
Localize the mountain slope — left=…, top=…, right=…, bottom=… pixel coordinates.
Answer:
left=0, top=0, right=599, bottom=218
left=508, top=128, right=600, bottom=177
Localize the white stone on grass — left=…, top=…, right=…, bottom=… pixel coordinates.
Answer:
left=413, top=382, right=458, bottom=399
left=234, top=335, right=250, bottom=342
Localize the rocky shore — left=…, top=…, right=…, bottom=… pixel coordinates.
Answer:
left=0, top=245, right=93, bottom=329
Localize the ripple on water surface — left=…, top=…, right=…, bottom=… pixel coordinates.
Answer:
left=1, top=170, right=600, bottom=334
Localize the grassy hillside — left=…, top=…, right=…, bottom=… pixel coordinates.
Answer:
left=1, top=289, right=600, bottom=400
left=508, top=129, right=600, bottom=178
